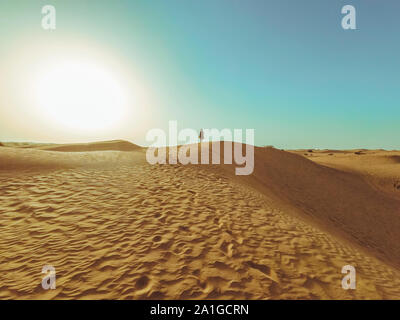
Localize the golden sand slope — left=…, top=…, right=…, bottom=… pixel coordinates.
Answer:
left=0, top=142, right=400, bottom=299
left=291, top=149, right=400, bottom=199
left=243, top=147, right=400, bottom=269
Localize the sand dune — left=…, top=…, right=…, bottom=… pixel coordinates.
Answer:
left=240, top=147, right=400, bottom=269
left=38, top=140, right=142, bottom=152
left=292, top=149, right=400, bottom=199
left=0, top=140, right=141, bottom=152
left=0, top=144, right=144, bottom=171
left=0, top=142, right=400, bottom=299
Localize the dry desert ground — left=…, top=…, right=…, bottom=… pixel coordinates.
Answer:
left=0, top=141, right=400, bottom=299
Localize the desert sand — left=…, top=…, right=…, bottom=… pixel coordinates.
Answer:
left=0, top=141, right=400, bottom=299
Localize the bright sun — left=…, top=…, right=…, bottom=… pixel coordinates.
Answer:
left=35, top=60, right=127, bottom=131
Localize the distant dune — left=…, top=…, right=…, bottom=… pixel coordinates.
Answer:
left=0, top=140, right=141, bottom=152
left=38, top=140, right=142, bottom=152
left=0, top=140, right=143, bottom=170
left=0, top=141, right=400, bottom=299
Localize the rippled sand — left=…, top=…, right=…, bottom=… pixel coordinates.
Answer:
left=1, top=142, right=400, bottom=299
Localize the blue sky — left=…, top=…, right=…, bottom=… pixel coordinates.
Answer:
left=1, top=0, right=399, bottom=148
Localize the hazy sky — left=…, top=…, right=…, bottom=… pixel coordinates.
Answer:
left=1, top=0, right=399, bottom=148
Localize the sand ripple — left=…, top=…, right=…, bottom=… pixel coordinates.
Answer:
left=1, top=159, right=400, bottom=299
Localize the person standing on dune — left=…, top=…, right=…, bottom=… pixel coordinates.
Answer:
left=199, top=129, right=204, bottom=143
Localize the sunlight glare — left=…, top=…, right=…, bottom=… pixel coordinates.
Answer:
left=35, top=60, right=127, bottom=131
